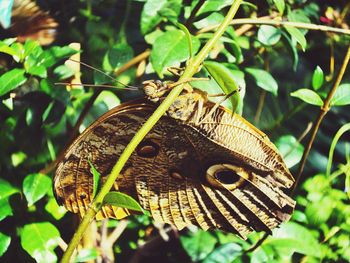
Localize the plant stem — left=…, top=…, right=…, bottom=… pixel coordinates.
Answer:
left=292, top=45, right=350, bottom=194
left=197, top=18, right=350, bottom=35
left=60, top=1, right=243, bottom=262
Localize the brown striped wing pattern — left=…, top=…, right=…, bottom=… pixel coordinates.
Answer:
left=54, top=99, right=295, bottom=239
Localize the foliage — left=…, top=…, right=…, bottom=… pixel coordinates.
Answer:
left=0, top=0, right=349, bottom=262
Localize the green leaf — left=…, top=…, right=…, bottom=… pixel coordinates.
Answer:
left=330, top=83, right=350, bottom=106
left=23, top=173, right=52, bottom=206
left=275, top=135, right=304, bottom=168
left=74, top=248, right=99, bottom=263
left=42, top=46, right=78, bottom=67
left=177, top=23, right=193, bottom=58
left=284, top=26, right=307, bottom=51
left=88, top=160, right=101, bottom=198
left=10, top=42, right=25, bottom=61
left=103, top=43, right=134, bottom=72
left=20, top=222, right=60, bottom=263
left=180, top=230, right=217, bottom=261
left=27, top=65, right=47, bottom=78
left=0, top=178, right=20, bottom=201
left=269, top=222, right=321, bottom=257
left=103, top=192, right=144, bottom=212
left=203, top=61, right=240, bottom=111
left=95, top=90, right=121, bottom=110
left=291, top=89, right=323, bottom=106
left=0, top=41, right=17, bottom=57
left=53, top=64, right=75, bottom=80
left=196, top=0, right=234, bottom=15
left=150, top=29, right=200, bottom=77
left=257, top=25, right=281, bottom=46
left=305, top=196, right=334, bottom=225
left=193, top=13, right=224, bottom=29
left=203, top=243, right=242, bottom=263
left=140, top=0, right=182, bottom=35
left=281, top=31, right=299, bottom=71
left=0, top=232, right=11, bottom=257
left=11, top=151, right=27, bottom=167
left=45, top=198, right=66, bottom=220
left=0, top=68, right=27, bottom=97
left=273, top=0, right=285, bottom=14
left=0, top=198, right=13, bottom=221
left=312, top=66, right=324, bottom=90
left=245, top=68, right=278, bottom=95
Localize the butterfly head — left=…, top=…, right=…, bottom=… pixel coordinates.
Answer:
left=142, top=80, right=170, bottom=102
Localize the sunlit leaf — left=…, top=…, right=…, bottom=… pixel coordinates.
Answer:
left=140, top=0, right=181, bottom=34
left=88, top=160, right=101, bottom=198
left=284, top=26, right=307, bottom=51
left=150, top=29, right=200, bottom=77
left=0, top=178, right=20, bottom=201
left=203, top=61, right=240, bottom=111
left=269, top=222, right=321, bottom=257
left=273, top=0, right=285, bottom=14
left=330, top=83, right=350, bottom=106
left=45, top=198, right=66, bottom=220
left=0, top=232, right=11, bottom=257
left=11, top=151, right=27, bottom=167
left=20, top=222, right=60, bottom=263
left=193, top=13, right=224, bottom=29
left=103, top=191, right=144, bottom=212
left=180, top=230, right=217, bottom=262
left=257, top=25, right=281, bottom=46
left=291, top=89, right=323, bottom=106
left=275, top=135, right=304, bottom=168
left=245, top=68, right=278, bottom=95
left=196, top=0, right=234, bottom=15
left=203, top=243, right=242, bottom=263
left=23, top=173, right=52, bottom=206
left=0, top=68, right=27, bottom=97
left=305, top=196, right=334, bottom=225
left=74, top=248, right=99, bottom=263
left=312, top=66, right=324, bottom=90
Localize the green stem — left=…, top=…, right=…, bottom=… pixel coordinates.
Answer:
left=60, top=1, right=243, bottom=262
left=292, top=45, right=350, bottom=194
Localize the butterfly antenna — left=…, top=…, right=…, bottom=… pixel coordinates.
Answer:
left=68, top=59, right=140, bottom=90
left=54, top=82, right=138, bottom=91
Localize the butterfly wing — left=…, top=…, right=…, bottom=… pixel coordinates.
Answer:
left=54, top=99, right=295, bottom=239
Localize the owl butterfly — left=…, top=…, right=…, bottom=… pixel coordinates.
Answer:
left=54, top=80, right=295, bottom=239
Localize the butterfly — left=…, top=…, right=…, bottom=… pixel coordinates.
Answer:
left=54, top=80, right=295, bottom=239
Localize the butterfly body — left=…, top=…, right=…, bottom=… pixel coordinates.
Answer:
left=54, top=80, right=295, bottom=238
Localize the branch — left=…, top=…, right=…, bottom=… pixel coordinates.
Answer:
left=60, top=1, right=244, bottom=262
left=197, top=18, right=350, bottom=35
left=292, top=45, right=350, bottom=194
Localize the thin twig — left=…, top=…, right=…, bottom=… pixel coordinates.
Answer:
left=60, top=2, right=244, bottom=262
left=292, top=45, right=350, bottom=194
left=244, top=233, right=269, bottom=254
left=106, top=219, right=129, bottom=245
left=185, top=0, right=206, bottom=28
left=254, top=90, right=266, bottom=124
left=113, top=50, right=151, bottom=76
left=197, top=18, right=350, bottom=35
